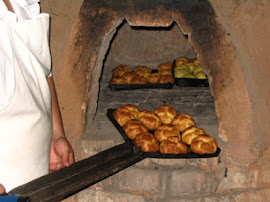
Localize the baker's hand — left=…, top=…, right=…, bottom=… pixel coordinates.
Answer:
left=0, top=184, right=5, bottom=194
left=49, top=136, right=75, bottom=172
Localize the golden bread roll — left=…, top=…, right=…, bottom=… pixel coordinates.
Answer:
left=174, top=65, right=192, bottom=73
left=154, top=124, right=180, bottom=142
left=185, top=62, right=196, bottom=72
left=136, top=110, right=162, bottom=130
left=147, top=73, right=161, bottom=84
left=190, top=134, right=218, bottom=154
left=182, top=73, right=196, bottom=79
left=160, top=136, right=188, bottom=154
left=112, top=65, right=132, bottom=77
left=129, top=75, right=148, bottom=84
left=175, top=57, right=190, bottom=66
left=181, top=126, right=206, bottom=145
left=134, top=65, right=152, bottom=73
left=133, top=132, right=159, bottom=152
left=193, top=65, right=203, bottom=74
left=123, top=119, right=148, bottom=140
left=155, top=105, right=178, bottom=124
left=194, top=71, right=207, bottom=79
left=120, top=104, right=140, bottom=117
left=174, top=69, right=191, bottom=78
left=122, top=72, right=137, bottom=83
left=192, top=58, right=200, bottom=66
left=109, top=76, right=128, bottom=85
left=159, top=75, right=175, bottom=84
left=157, top=62, right=173, bottom=71
left=135, top=70, right=151, bottom=79
left=113, top=107, right=135, bottom=127
left=172, top=114, right=196, bottom=132
left=158, top=69, right=172, bottom=76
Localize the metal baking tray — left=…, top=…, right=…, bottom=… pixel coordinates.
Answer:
left=174, top=78, right=209, bottom=87
left=107, top=108, right=220, bottom=159
left=109, top=69, right=174, bottom=91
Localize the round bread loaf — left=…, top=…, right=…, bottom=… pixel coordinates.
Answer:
left=159, top=75, right=175, bottom=84
left=130, top=75, right=148, bottom=84
left=109, top=76, right=128, bottom=85
left=175, top=57, right=190, bottom=66
left=136, top=110, right=161, bottom=130
left=122, top=72, right=137, bottom=83
left=113, top=108, right=135, bottom=127
left=135, top=70, right=151, bottom=79
left=133, top=132, right=159, bottom=152
left=112, top=65, right=132, bottom=77
left=120, top=104, right=140, bottom=117
left=160, top=136, right=188, bottom=154
left=134, top=65, right=152, bottom=73
left=192, top=58, right=200, bottom=66
left=172, top=113, right=195, bottom=132
left=123, top=119, right=148, bottom=140
left=147, top=73, right=160, bottom=84
left=158, top=69, right=172, bottom=76
left=154, top=124, right=180, bottom=142
left=157, top=62, right=173, bottom=71
left=155, top=105, right=178, bottom=124
left=190, top=134, right=218, bottom=154
left=181, top=126, right=206, bottom=145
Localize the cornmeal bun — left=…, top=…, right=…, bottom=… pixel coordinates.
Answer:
left=190, top=134, right=218, bottom=154
left=172, top=114, right=196, bottom=132
left=134, top=66, right=152, bottom=73
left=157, top=62, right=173, bottom=71
left=154, top=124, right=180, bottom=142
left=155, top=105, right=178, bottom=124
left=130, top=75, right=148, bottom=84
left=147, top=73, right=160, bottom=84
left=159, top=75, right=175, bottom=84
left=181, top=126, right=206, bottom=145
left=112, top=65, right=132, bottom=77
left=133, top=132, right=159, bottom=152
left=160, top=136, right=188, bottom=154
left=109, top=76, right=128, bottom=85
left=136, top=110, right=161, bottom=130
left=175, top=57, right=190, bottom=66
left=123, top=119, right=148, bottom=140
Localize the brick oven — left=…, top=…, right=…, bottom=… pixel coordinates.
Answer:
left=42, top=0, right=270, bottom=201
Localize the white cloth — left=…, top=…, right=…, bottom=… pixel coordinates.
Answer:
left=0, top=0, right=52, bottom=192
left=0, top=0, right=52, bottom=109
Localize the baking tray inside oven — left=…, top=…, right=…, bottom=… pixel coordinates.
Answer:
left=109, top=82, right=174, bottom=91
left=107, top=108, right=220, bottom=159
left=174, top=78, right=209, bottom=87
left=109, top=69, right=174, bottom=91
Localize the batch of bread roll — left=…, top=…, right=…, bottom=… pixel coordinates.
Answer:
left=109, top=63, right=175, bottom=85
left=113, top=104, right=218, bottom=155
left=174, top=57, right=207, bottom=79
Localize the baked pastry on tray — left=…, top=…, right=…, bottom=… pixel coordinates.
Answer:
left=133, top=132, right=159, bottom=152
left=123, top=119, right=148, bottom=140
left=154, top=124, right=180, bottom=142
left=190, top=134, right=218, bottom=154
left=113, top=104, right=139, bottom=126
left=181, top=126, right=206, bottom=145
left=136, top=110, right=162, bottom=130
left=155, top=105, right=178, bottom=124
left=160, top=136, right=188, bottom=154
left=172, top=113, right=196, bottom=132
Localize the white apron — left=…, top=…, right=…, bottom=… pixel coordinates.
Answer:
left=0, top=13, right=52, bottom=192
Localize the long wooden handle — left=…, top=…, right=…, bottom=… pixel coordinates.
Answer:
left=9, top=143, right=145, bottom=202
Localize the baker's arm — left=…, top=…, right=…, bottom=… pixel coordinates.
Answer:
left=47, top=77, right=75, bottom=172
